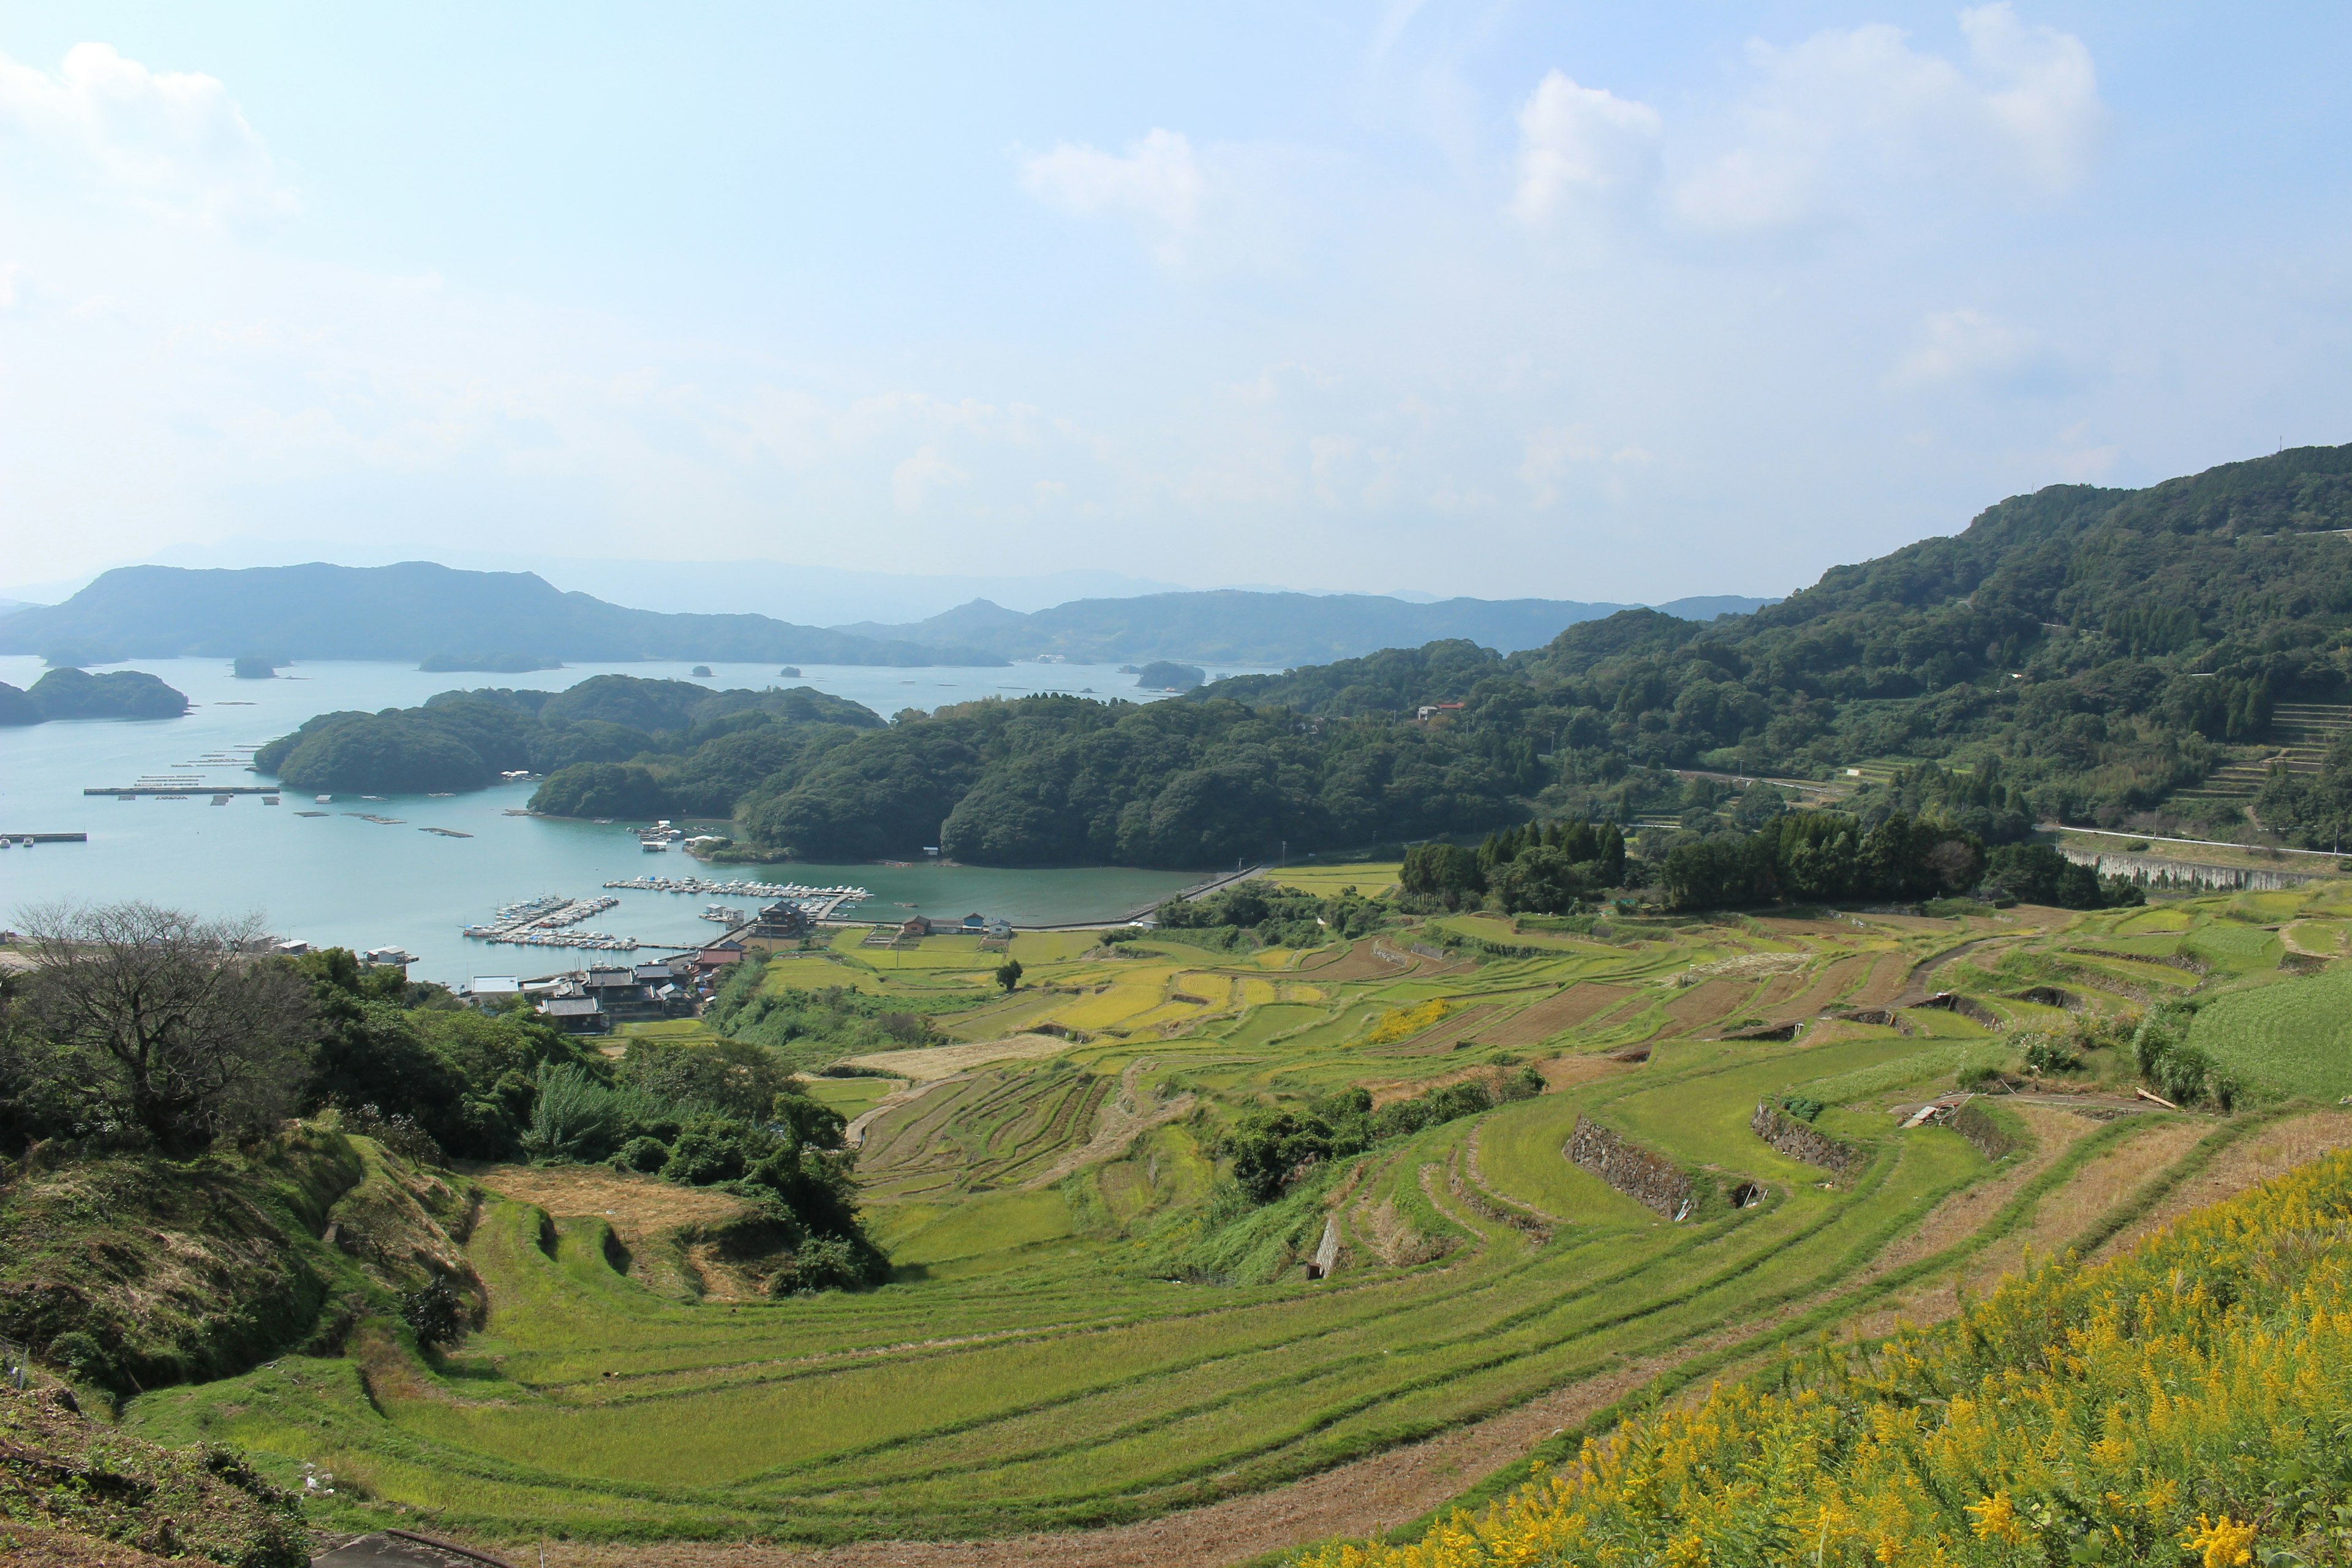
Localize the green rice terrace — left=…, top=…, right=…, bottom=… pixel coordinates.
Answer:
left=117, top=876, right=2352, bottom=1559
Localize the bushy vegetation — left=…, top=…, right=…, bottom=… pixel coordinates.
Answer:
left=701, top=962, right=952, bottom=1066
left=1152, top=880, right=1393, bottom=946
left=1659, top=810, right=1983, bottom=910
left=0, top=1385, right=307, bottom=1567
left=0, top=902, right=891, bottom=1394
left=255, top=673, right=880, bottom=797
left=1222, top=1076, right=1542, bottom=1203
left=1302, top=1150, right=2352, bottom=1568
left=1400, top=820, right=1629, bottom=914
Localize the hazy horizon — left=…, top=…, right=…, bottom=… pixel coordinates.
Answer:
left=4, top=4, right=2347, bottom=605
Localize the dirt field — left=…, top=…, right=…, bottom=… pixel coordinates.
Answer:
left=1662, top=977, right=1755, bottom=1035
left=842, top=1033, right=1076, bottom=1082
left=2089, top=1108, right=2352, bottom=1260
left=475, top=1164, right=752, bottom=1246
left=1482, top=984, right=1637, bottom=1046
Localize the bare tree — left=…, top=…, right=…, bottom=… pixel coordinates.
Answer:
left=15, top=902, right=314, bottom=1156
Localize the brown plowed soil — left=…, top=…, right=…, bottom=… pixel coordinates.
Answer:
left=1849, top=950, right=1913, bottom=1007
left=1770, top=953, right=1872, bottom=1020
left=1298, top=938, right=1417, bottom=982
left=1662, top=977, right=1755, bottom=1035
left=1751, top=967, right=1816, bottom=1012
left=1483, top=984, right=1637, bottom=1046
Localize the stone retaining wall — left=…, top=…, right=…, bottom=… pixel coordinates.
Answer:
left=2057, top=848, right=2323, bottom=892
left=1750, top=1101, right=1863, bottom=1174
left=1566, top=1115, right=1694, bottom=1220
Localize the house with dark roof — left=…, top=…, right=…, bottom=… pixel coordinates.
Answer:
left=538, top=995, right=608, bottom=1034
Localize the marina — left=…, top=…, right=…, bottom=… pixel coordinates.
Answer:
left=462, top=893, right=622, bottom=941
left=601, top=873, right=872, bottom=920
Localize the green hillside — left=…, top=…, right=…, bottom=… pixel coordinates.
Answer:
left=3, top=873, right=2334, bottom=1551
left=496, top=444, right=2352, bottom=862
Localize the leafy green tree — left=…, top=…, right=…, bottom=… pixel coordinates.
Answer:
left=995, top=959, right=1023, bottom=993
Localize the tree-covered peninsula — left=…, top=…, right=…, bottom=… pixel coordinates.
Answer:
left=254, top=674, right=881, bottom=795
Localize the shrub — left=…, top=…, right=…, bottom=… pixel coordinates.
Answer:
left=612, top=1136, right=669, bottom=1173
left=399, top=1280, right=464, bottom=1349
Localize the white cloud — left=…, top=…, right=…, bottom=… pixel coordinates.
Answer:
left=1510, top=71, right=1663, bottom=222
left=1892, top=308, right=2073, bottom=394
left=1019, top=128, right=1204, bottom=260
left=0, top=42, right=296, bottom=222
left=891, top=445, right=970, bottom=513
left=1673, top=4, right=2101, bottom=232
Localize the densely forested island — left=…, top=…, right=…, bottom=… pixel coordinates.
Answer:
left=0, top=666, right=190, bottom=725
left=1134, top=659, right=1205, bottom=690
left=418, top=650, right=563, bottom=673
left=254, top=675, right=881, bottom=796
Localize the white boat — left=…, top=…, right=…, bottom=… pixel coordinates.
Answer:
left=315, top=794, right=333, bottom=804
left=639, top=838, right=669, bottom=852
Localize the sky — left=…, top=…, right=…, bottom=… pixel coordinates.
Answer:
left=1, top=2, right=2347, bottom=612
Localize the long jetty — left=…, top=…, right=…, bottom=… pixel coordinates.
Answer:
left=88, top=786, right=279, bottom=796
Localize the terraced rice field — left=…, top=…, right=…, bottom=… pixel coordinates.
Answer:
left=121, top=875, right=2352, bottom=1560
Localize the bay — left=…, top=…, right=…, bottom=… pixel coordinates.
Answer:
left=0, top=655, right=1262, bottom=984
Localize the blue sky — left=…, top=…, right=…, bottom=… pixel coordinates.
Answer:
left=1, top=2, right=2346, bottom=609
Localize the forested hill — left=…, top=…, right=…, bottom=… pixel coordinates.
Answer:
left=0, top=562, right=1005, bottom=668
left=412, top=442, right=2352, bottom=867
left=1196, top=443, right=2352, bottom=841
left=832, top=589, right=1773, bottom=665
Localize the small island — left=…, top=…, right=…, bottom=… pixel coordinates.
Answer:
left=0, top=667, right=190, bottom=725
left=1134, top=660, right=1205, bottom=691
left=231, top=654, right=286, bottom=679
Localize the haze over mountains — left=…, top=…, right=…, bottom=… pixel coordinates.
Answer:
left=836, top=592, right=1771, bottom=665
left=0, top=564, right=1771, bottom=670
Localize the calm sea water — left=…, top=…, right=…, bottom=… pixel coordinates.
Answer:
left=0, top=655, right=1261, bottom=984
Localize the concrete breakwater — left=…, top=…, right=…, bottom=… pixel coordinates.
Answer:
left=1566, top=1115, right=1694, bottom=1220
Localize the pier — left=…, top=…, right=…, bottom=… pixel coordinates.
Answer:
left=0, top=833, right=87, bottom=843
left=461, top=894, right=630, bottom=948
left=87, top=785, right=280, bottom=797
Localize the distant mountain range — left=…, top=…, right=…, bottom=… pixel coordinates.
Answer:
left=832, top=591, right=1774, bottom=665
left=0, top=564, right=1006, bottom=668
left=0, top=562, right=1773, bottom=671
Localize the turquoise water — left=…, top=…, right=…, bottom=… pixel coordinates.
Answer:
left=0, top=655, right=1242, bottom=984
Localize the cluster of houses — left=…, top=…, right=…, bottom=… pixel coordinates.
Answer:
left=458, top=944, right=749, bottom=1035
left=454, top=904, right=1019, bottom=1034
